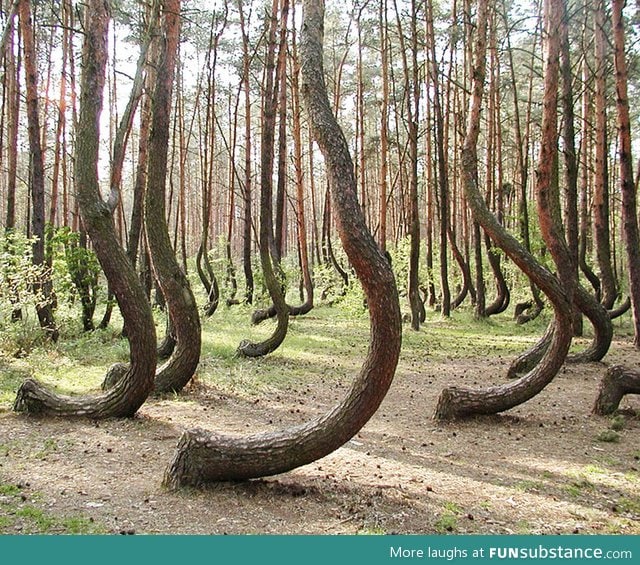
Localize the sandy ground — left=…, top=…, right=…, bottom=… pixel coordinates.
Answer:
left=0, top=335, right=639, bottom=534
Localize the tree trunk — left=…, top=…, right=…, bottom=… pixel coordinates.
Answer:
left=144, top=0, right=201, bottom=393
left=393, top=0, right=423, bottom=330
left=238, top=0, right=254, bottom=305
left=14, top=0, right=157, bottom=418
left=163, top=0, right=401, bottom=486
left=593, top=365, right=640, bottom=416
left=434, top=0, right=573, bottom=420
left=593, top=0, right=617, bottom=309
left=612, top=0, right=640, bottom=348
left=237, top=0, right=290, bottom=357
left=290, top=5, right=313, bottom=315
left=19, top=0, right=57, bottom=340
left=378, top=0, right=389, bottom=252
left=507, top=284, right=612, bottom=377
left=427, top=1, right=450, bottom=317
left=484, top=234, right=510, bottom=316
left=559, top=0, right=581, bottom=336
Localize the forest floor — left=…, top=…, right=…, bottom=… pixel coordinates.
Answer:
left=0, top=305, right=639, bottom=535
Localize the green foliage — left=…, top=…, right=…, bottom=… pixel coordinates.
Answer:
left=565, top=479, right=595, bottom=498
left=49, top=225, right=101, bottom=306
left=0, top=232, right=53, bottom=355
left=0, top=231, right=52, bottom=312
left=596, top=430, right=621, bottom=443
left=610, top=415, right=626, bottom=431
left=434, top=512, right=458, bottom=533
left=0, top=480, right=105, bottom=533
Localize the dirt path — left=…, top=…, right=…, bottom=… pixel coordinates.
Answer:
left=1, top=338, right=639, bottom=534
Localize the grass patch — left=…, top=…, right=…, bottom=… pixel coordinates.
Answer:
left=565, top=479, right=595, bottom=498
left=617, top=497, right=640, bottom=516
left=514, top=479, right=544, bottom=493
left=596, top=430, right=621, bottom=443
left=610, top=415, right=626, bottom=431
left=0, top=483, right=21, bottom=496
left=434, top=501, right=463, bottom=533
left=434, top=512, right=458, bottom=533
left=0, top=301, right=553, bottom=409
left=0, top=480, right=105, bottom=534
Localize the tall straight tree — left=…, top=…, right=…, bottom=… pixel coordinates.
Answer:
left=393, top=0, right=423, bottom=329
left=238, top=0, right=254, bottom=304
left=612, top=0, right=640, bottom=348
left=593, top=0, right=617, bottom=309
left=426, top=0, right=451, bottom=317
left=18, top=0, right=57, bottom=340
left=378, top=0, right=389, bottom=252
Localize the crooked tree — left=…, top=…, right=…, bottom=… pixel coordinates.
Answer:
left=14, top=0, right=157, bottom=418
left=162, top=0, right=401, bottom=486
left=434, top=0, right=574, bottom=420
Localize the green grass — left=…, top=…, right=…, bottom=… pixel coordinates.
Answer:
left=514, top=479, right=544, bottom=493
left=0, top=300, right=553, bottom=410
left=434, top=512, right=458, bottom=533
left=565, top=479, right=595, bottom=498
left=596, top=430, right=621, bottom=443
left=610, top=415, right=626, bottom=431
left=0, top=483, right=21, bottom=496
left=617, top=497, right=640, bottom=516
left=0, top=480, right=105, bottom=534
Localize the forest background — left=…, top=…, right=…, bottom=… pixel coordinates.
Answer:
left=0, top=0, right=639, bottom=534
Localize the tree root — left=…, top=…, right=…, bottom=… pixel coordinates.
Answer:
left=592, top=365, right=640, bottom=415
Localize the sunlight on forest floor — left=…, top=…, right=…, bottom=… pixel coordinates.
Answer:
left=0, top=304, right=638, bottom=534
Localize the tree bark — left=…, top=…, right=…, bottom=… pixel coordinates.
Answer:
left=19, top=0, right=57, bottom=341
left=593, top=0, right=617, bottom=309
left=434, top=0, right=573, bottom=420
left=163, top=0, right=401, bottom=486
left=507, top=284, right=612, bottom=377
left=144, top=0, right=201, bottom=393
left=237, top=0, right=290, bottom=357
left=14, top=0, right=157, bottom=418
left=593, top=365, right=640, bottom=415
left=238, top=0, right=254, bottom=305
left=426, top=0, right=450, bottom=317
left=612, top=0, right=640, bottom=348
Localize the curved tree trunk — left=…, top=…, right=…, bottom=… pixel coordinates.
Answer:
left=609, top=296, right=631, bottom=320
left=14, top=0, right=157, bottom=418
left=484, top=233, right=510, bottom=316
left=156, top=314, right=176, bottom=361
left=162, top=0, right=401, bottom=486
left=237, top=0, right=290, bottom=358
left=434, top=0, right=574, bottom=420
left=515, top=284, right=544, bottom=325
left=593, top=365, right=640, bottom=415
left=507, top=284, right=612, bottom=377
left=449, top=227, right=472, bottom=311
left=144, top=0, right=201, bottom=394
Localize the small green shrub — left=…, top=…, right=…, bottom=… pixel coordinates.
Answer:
left=596, top=430, right=621, bottom=443
left=610, top=415, right=626, bottom=431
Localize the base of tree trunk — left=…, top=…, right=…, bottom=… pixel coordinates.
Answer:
left=593, top=365, right=640, bottom=415
left=101, top=362, right=129, bottom=390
